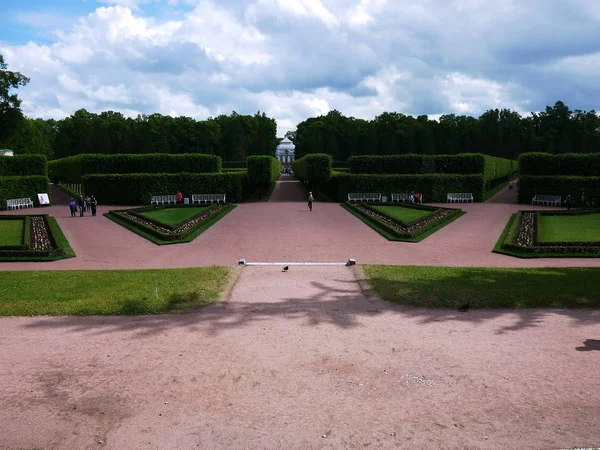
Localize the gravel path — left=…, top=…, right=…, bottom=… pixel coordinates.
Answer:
left=1, top=266, right=599, bottom=449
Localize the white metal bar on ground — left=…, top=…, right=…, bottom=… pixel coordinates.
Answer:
left=244, top=262, right=350, bottom=266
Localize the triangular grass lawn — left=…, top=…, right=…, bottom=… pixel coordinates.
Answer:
left=369, top=205, right=435, bottom=224
left=138, top=205, right=211, bottom=226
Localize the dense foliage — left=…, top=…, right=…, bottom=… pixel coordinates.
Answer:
left=519, top=152, right=600, bottom=176
left=246, top=156, right=282, bottom=184
left=49, top=153, right=221, bottom=182
left=0, top=154, right=47, bottom=176
left=0, top=176, right=50, bottom=209
left=83, top=172, right=251, bottom=205
left=518, top=176, right=600, bottom=207
left=292, top=154, right=333, bottom=186
left=0, top=54, right=29, bottom=143
left=0, top=110, right=277, bottom=161
left=290, top=102, right=600, bottom=161
left=326, top=173, right=485, bottom=202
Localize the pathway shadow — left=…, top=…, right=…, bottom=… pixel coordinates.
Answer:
left=575, top=339, right=600, bottom=351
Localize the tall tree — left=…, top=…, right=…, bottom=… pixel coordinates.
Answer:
left=0, top=54, right=30, bottom=143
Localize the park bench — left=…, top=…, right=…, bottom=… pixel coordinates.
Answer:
left=532, top=195, right=561, bottom=207
left=150, top=195, right=177, bottom=205
left=348, top=193, right=382, bottom=202
left=6, top=198, right=34, bottom=210
left=192, top=194, right=226, bottom=204
left=392, top=193, right=424, bottom=203
left=447, top=193, right=474, bottom=203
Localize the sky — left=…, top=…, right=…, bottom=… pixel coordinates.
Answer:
left=1, top=0, right=600, bottom=135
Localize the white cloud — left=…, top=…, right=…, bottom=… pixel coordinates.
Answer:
left=2, top=0, right=600, bottom=135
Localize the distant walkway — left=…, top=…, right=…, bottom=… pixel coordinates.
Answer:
left=269, top=174, right=307, bottom=202
left=486, top=179, right=519, bottom=204
left=50, top=184, right=71, bottom=205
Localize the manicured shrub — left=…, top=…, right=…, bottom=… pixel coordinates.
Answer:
left=326, top=173, right=485, bottom=202
left=247, top=156, right=282, bottom=184
left=83, top=172, right=251, bottom=205
left=0, top=176, right=50, bottom=210
left=293, top=154, right=332, bottom=185
left=348, top=155, right=435, bottom=174
left=49, top=153, right=222, bottom=182
left=519, top=153, right=600, bottom=176
left=518, top=175, right=600, bottom=206
left=0, top=155, right=48, bottom=176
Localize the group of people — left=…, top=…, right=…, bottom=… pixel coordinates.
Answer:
left=408, top=191, right=422, bottom=203
left=69, top=195, right=97, bottom=217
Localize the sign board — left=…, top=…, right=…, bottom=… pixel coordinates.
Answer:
left=38, top=193, right=50, bottom=205
left=184, top=198, right=190, bottom=205
left=381, top=196, right=387, bottom=203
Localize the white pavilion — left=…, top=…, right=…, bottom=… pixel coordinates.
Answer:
left=275, top=137, right=295, bottom=173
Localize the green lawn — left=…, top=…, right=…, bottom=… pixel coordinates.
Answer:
left=538, top=214, right=600, bottom=242
left=363, top=265, right=600, bottom=308
left=139, top=206, right=210, bottom=226
left=0, top=219, right=24, bottom=246
left=0, top=266, right=231, bottom=316
left=370, top=205, right=434, bottom=223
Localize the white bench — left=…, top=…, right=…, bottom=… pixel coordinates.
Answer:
left=192, top=194, right=226, bottom=204
left=532, top=195, right=561, bottom=207
left=6, top=198, right=34, bottom=210
left=348, top=193, right=382, bottom=202
left=392, top=193, right=424, bottom=203
left=447, top=193, right=474, bottom=203
left=150, top=195, right=177, bottom=205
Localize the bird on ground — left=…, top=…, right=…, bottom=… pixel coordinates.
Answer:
left=457, top=301, right=470, bottom=312
left=282, top=266, right=289, bottom=272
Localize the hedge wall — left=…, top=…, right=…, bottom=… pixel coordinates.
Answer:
left=246, top=156, right=282, bottom=184
left=347, top=154, right=515, bottom=188
left=82, top=172, right=251, bottom=205
left=325, top=173, right=485, bottom=202
left=0, top=155, right=48, bottom=177
left=519, top=152, right=600, bottom=176
left=0, top=176, right=50, bottom=210
left=293, top=154, right=333, bottom=185
left=222, top=161, right=247, bottom=169
left=518, top=175, right=600, bottom=206
left=49, top=153, right=222, bottom=182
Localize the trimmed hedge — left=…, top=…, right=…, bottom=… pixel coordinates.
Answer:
left=247, top=156, right=282, bottom=184
left=49, top=153, right=222, bottom=183
left=326, top=173, right=485, bottom=202
left=222, top=161, right=247, bottom=169
left=0, top=155, right=48, bottom=177
left=293, top=154, right=333, bottom=185
left=0, top=176, right=49, bottom=210
left=83, top=172, right=251, bottom=205
left=519, top=152, right=600, bottom=176
left=518, top=176, right=600, bottom=206
left=348, top=154, right=516, bottom=188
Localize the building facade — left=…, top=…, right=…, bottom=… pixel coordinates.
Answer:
left=275, top=137, right=295, bottom=173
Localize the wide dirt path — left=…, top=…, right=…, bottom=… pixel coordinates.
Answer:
left=1, top=266, right=599, bottom=449
left=269, top=174, right=307, bottom=202
left=2, top=197, right=599, bottom=270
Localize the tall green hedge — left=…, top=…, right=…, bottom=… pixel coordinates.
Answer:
left=0, top=176, right=50, bottom=209
left=82, top=172, right=250, bottom=205
left=519, top=153, right=600, bottom=176
left=325, top=173, right=485, bottom=202
left=293, top=154, right=333, bottom=185
left=246, top=156, right=282, bottom=184
left=518, top=175, right=600, bottom=206
left=0, top=155, right=48, bottom=176
left=49, top=153, right=222, bottom=182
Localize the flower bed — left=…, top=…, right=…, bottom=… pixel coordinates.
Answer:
left=343, top=202, right=464, bottom=242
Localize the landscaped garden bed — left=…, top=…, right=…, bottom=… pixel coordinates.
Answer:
left=105, top=203, right=236, bottom=245
left=0, top=215, right=75, bottom=261
left=342, top=202, right=465, bottom=242
left=494, top=209, right=600, bottom=257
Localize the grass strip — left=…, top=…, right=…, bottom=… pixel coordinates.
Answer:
left=362, top=265, right=600, bottom=308
left=0, top=266, right=231, bottom=316
left=0, top=219, right=24, bottom=246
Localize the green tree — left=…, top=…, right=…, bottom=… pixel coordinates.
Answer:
left=0, top=54, right=30, bottom=143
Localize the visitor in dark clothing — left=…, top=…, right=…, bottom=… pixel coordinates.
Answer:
left=78, top=197, right=85, bottom=217
left=69, top=198, right=77, bottom=217
left=90, top=196, right=98, bottom=216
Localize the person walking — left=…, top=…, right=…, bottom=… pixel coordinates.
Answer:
left=308, top=191, right=314, bottom=212
left=565, top=195, right=572, bottom=211
left=69, top=198, right=77, bottom=217
left=78, top=196, right=85, bottom=217
left=90, top=195, right=98, bottom=216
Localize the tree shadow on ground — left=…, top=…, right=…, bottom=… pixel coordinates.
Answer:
left=21, top=271, right=600, bottom=340
left=575, top=339, right=600, bottom=351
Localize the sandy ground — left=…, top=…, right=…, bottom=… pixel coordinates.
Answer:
left=1, top=266, right=599, bottom=449
left=1, top=178, right=599, bottom=271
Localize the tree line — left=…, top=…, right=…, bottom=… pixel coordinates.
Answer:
left=289, top=102, right=600, bottom=161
